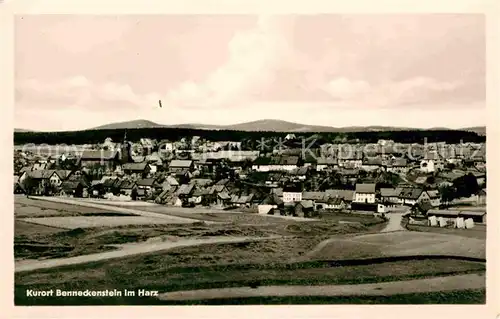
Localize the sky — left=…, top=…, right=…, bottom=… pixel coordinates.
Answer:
left=15, top=14, right=486, bottom=131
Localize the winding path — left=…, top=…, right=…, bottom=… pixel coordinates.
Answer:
left=158, top=273, right=485, bottom=301
left=15, top=236, right=280, bottom=273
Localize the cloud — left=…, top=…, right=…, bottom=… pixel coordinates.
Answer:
left=42, top=16, right=135, bottom=54
left=164, top=16, right=293, bottom=108
left=325, top=78, right=372, bottom=100
left=322, top=76, right=465, bottom=107
left=16, top=76, right=155, bottom=111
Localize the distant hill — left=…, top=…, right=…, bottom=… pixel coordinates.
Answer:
left=22, top=118, right=485, bottom=135
left=14, top=128, right=34, bottom=133
left=92, top=119, right=166, bottom=130
left=461, top=126, right=486, bottom=136
left=89, top=118, right=419, bottom=133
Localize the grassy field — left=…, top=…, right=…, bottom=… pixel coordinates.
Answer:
left=159, top=289, right=486, bottom=305
left=15, top=258, right=485, bottom=305
left=308, top=231, right=486, bottom=260
left=15, top=196, right=387, bottom=261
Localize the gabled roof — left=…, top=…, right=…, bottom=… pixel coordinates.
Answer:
left=399, top=187, right=424, bottom=200
left=260, top=194, right=284, bottom=206
left=426, top=190, right=440, bottom=199
left=414, top=200, right=433, bottom=212
left=122, top=162, right=149, bottom=171
left=355, top=183, right=376, bottom=194
left=176, top=184, right=195, bottom=195
left=325, top=189, right=355, bottom=201
left=218, top=192, right=231, bottom=200
left=164, top=176, right=179, bottom=186
left=216, top=178, right=230, bottom=185
left=26, top=170, right=57, bottom=180
left=103, top=177, right=120, bottom=187
left=119, top=180, right=137, bottom=189
left=237, top=194, right=254, bottom=204
left=137, top=178, right=157, bottom=187
left=380, top=188, right=399, bottom=197
left=209, top=184, right=226, bottom=194
left=298, top=200, right=314, bottom=209
left=169, top=160, right=193, bottom=168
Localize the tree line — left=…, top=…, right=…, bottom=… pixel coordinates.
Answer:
left=14, top=128, right=485, bottom=146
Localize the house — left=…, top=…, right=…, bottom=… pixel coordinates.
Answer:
left=324, top=197, right=347, bottom=211
left=337, top=149, right=363, bottom=168
left=414, top=176, right=428, bottom=185
left=59, top=180, right=88, bottom=198
left=291, top=167, right=309, bottom=181
left=191, top=187, right=210, bottom=205
left=89, top=180, right=105, bottom=197
left=258, top=194, right=284, bottom=214
left=282, top=184, right=302, bottom=203
left=386, top=158, right=409, bottom=174
left=137, top=178, right=160, bottom=195
left=476, top=189, right=486, bottom=205
left=19, top=170, right=65, bottom=195
left=398, top=187, right=430, bottom=206
left=118, top=180, right=138, bottom=196
left=121, top=162, right=151, bottom=178
left=32, top=162, right=50, bottom=171
left=316, top=157, right=338, bottom=171
left=294, top=200, right=315, bottom=217
left=354, top=183, right=376, bottom=203
left=176, top=184, right=195, bottom=199
left=190, top=178, right=213, bottom=187
left=251, top=155, right=300, bottom=172
left=411, top=200, right=434, bottom=215
left=102, top=177, right=122, bottom=194
left=168, top=160, right=194, bottom=173
left=380, top=188, right=401, bottom=205
left=325, top=189, right=355, bottom=203
left=420, top=159, right=436, bottom=173
left=426, top=190, right=441, bottom=207
left=234, top=194, right=254, bottom=207
left=79, top=150, right=122, bottom=173
left=14, top=176, right=25, bottom=194
left=361, top=157, right=383, bottom=172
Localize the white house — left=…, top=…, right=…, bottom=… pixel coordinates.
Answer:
left=282, top=185, right=302, bottom=203
left=420, top=159, right=435, bottom=173
left=354, top=183, right=376, bottom=203
left=426, top=190, right=441, bottom=207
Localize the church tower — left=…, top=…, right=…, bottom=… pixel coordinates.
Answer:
left=120, top=130, right=132, bottom=163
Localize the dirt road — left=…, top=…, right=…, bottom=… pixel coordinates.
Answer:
left=15, top=236, right=280, bottom=273
left=380, top=211, right=407, bottom=233
left=29, top=196, right=211, bottom=224
left=158, top=273, right=485, bottom=301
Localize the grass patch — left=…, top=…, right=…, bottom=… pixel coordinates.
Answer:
left=159, top=289, right=486, bottom=305
left=15, top=258, right=485, bottom=305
